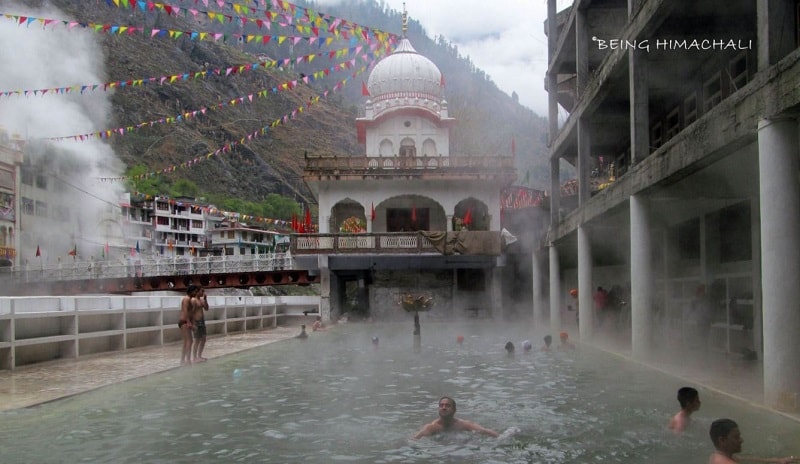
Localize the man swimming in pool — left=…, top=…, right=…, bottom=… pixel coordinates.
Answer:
left=412, top=396, right=500, bottom=439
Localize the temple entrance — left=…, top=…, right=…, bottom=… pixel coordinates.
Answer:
left=387, top=207, right=429, bottom=231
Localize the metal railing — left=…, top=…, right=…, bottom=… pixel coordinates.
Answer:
left=1, top=252, right=295, bottom=283
left=292, top=233, right=436, bottom=254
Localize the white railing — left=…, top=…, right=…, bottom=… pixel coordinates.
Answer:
left=2, top=252, right=295, bottom=283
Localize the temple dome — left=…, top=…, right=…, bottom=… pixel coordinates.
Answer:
left=367, top=38, right=442, bottom=100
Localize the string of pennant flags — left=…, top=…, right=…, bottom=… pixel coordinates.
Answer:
left=41, top=47, right=389, bottom=143
left=104, top=0, right=395, bottom=45
left=1, top=40, right=390, bottom=99
left=0, top=4, right=395, bottom=53
left=95, top=59, right=375, bottom=182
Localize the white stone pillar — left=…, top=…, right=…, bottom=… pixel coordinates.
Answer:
left=446, top=214, right=454, bottom=232
left=630, top=194, right=653, bottom=360
left=549, top=245, right=561, bottom=334
left=578, top=225, right=593, bottom=340
left=532, top=250, right=546, bottom=327
left=366, top=218, right=373, bottom=233
left=319, top=215, right=329, bottom=234
left=758, top=117, right=800, bottom=410
left=491, top=267, right=504, bottom=320
left=318, top=255, right=331, bottom=323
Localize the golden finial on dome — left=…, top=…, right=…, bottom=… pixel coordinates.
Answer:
left=402, top=2, right=408, bottom=37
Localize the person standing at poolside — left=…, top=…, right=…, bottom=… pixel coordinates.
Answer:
left=412, top=396, right=499, bottom=439
left=708, top=418, right=797, bottom=464
left=191, top=287, right=210, bottom=362
left=179, top=285, right=197, bottom=365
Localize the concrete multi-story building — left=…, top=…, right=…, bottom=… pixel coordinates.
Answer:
left=543, top=0, right=800, bottom=411
left=0, top=128, right=23, bottom=267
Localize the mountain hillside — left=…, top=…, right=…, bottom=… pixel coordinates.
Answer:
left=17, top=0, right=549, bottom=208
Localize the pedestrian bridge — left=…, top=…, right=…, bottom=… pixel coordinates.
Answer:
left=0, top=252, right=318, bottom=296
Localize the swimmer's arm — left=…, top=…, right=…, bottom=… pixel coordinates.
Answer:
left=736, top=456, right=798, bottom=464
left=462, top=420, right=500, bottom=438
left=411, top=423, right=437, bottom=439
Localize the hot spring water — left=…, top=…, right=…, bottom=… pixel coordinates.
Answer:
left=1, top=322, right=798, bottom=463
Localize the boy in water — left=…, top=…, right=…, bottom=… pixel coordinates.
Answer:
left=412, top=396, right=499, bottom=439
left=669, top=386, right=701, bottom=433
left=708, top=418, right=797, bottom=464
left=541, top=334, right=552, bottom=351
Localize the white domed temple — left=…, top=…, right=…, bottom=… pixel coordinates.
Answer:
left=299, top=10, right=517, bottom=322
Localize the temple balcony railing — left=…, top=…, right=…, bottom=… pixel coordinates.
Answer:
left=292, top=233, right=436, bottom=255
left=303, top=154, right=517, bottom=181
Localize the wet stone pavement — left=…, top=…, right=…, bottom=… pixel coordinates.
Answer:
left=0, top=326, right=298, bottom=411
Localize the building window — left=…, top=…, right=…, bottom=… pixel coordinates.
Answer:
left=157, top=217, right=169, bottom=226
left=191, top=220, right=203, bottom=229
left=703, top=72, right=722, bottom=112
left=665, top=106, right=681, bottom=140
left=651, top=121, right=663, bottom=150
left=21, top=197, right=34, bottom=215
left=684, top=93, right=698, bottom=126
left=35, top=175, right=47, bottom=190
left=228, top=230, right=234, bottom=239
left=719, top=201, right=752, bottom=263
left=35, top=201, right=47, bottom=218
left=729, top=51, right=748, bottom=92
left=21, top=169, right=33, bottom=186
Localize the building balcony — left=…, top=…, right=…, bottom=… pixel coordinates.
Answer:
left=303, top=155, right=517, bottom=182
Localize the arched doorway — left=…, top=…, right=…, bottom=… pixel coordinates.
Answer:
left=454, top=198, right=489, bottom=231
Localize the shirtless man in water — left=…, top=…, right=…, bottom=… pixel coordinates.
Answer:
left=412, top=396, right=499, bottom=439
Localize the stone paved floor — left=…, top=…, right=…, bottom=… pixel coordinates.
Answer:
left=0, top=326, right=298, bottom=411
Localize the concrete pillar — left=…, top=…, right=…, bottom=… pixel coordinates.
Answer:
left=630, top=194, right=653, bottom=359
left=319, top=215, right=330, bottom=234
left=366, top=218, right=373, bottom=233
left=446, top=214, right=454, bottom=232
left=532, top=250, right=546, bottom=326
left=578, top=225, right=593, bottom=340
left=491, top=267, right=505, bottom=320
left=546, top=0, right=559, bottom=144
left=629, top=48, right=649, bottom=165
left=318, top=255, right=331, bottom=323
left=575, top=6, right=589, bottom=99
left=757, top=0, right=797, bottom=71
left=758, top=117, right=800, bottom=411
left=577, top=118, right=591, bottom=205
left=750, top=195, right=763, bottom=362
left=550, top=158, right=561, bottom=227
left=549, top=245, right=561, bottom=333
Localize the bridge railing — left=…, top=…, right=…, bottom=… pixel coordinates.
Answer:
left=2, top=253, right=295, bottom=283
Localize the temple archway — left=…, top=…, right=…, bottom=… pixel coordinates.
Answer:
left=454, top=198, right=489, bottom=231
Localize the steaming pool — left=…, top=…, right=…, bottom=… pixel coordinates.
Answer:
left=1, top=322, right=799, bottom=463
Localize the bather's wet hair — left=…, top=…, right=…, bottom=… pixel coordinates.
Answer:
left=677, top=387, right=699, bottom=408
left=544, top=335, right=552, bottom=346
left=709, top=418, right=738, bottom=446
left=186, top=284, right=198, bottom=295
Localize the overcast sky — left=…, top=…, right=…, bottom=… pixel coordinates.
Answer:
left=317, top=0, right=575, bottom=116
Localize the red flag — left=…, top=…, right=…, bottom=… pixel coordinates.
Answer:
left=35, top=245, right=41, bottom=257
left=411, top=204, right=417, bottom=223
left=304, top=207, right=312, bottom=232
left=511, top=136, right=516, bottom=156
left=361, top=80, right=370, bottom=96
left=68, top=245, right=77, bottom=257
left=370, top=202, right=376, bottom=221
left=440, top=74, right=445, bottom=88
left=291, top=213, right=297, bottom=232
left=463, top=208, right=472, bottom=226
